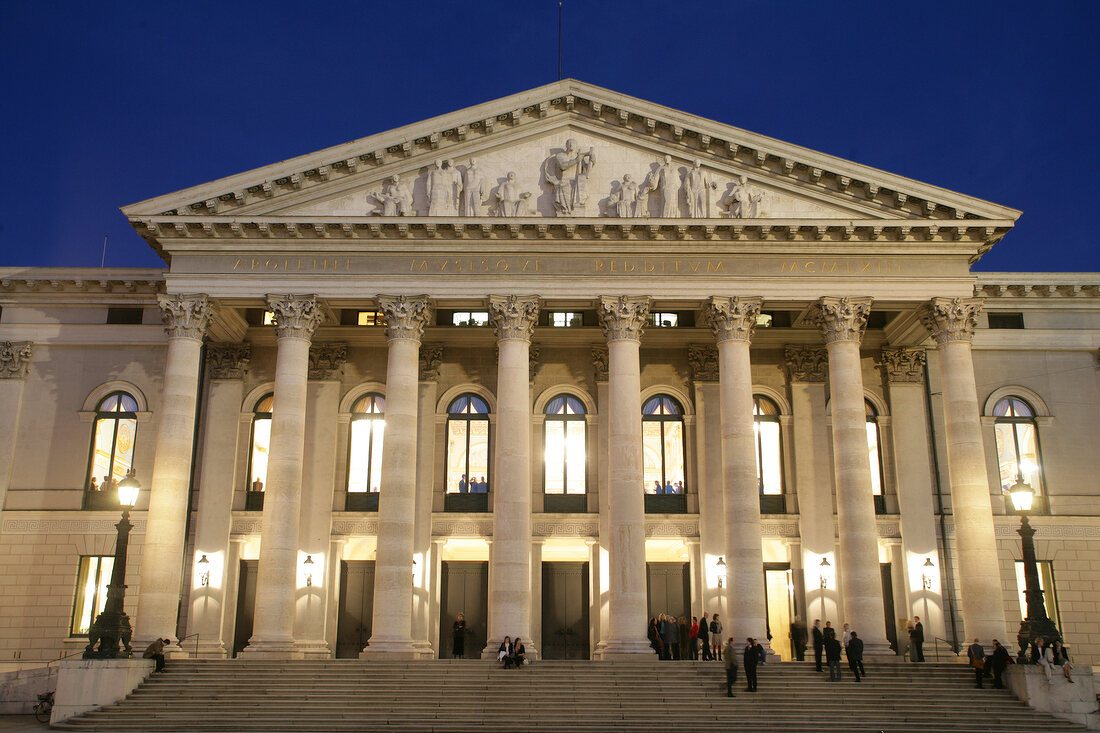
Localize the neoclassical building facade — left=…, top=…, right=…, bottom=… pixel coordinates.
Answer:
left=1, top=81, right=1098, bottom=665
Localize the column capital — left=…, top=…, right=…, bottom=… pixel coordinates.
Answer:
left=265, top=294, right=323, bottom=340
left=918, top=297, right=983, bottom=345
left=207, top=343, right=251, bottom=380
left=591, top=346, right=609, bottom=381
left=705, top=296, right=762, bottom=343
left=377, top=295, right=431, bottom=342
left=158, top=294, right=214, bottom=341
left=784, top=345, right=828, bottom=383
left=598, top=295, right=651, bottom=342
left=810, top=296, right=873, bottom=345
left=688, top=344, right=719, bottom=382
left=419, top=344, right=444, bottom=380
left=879, top=347, right=927, bottom=384
left=308, top=343, right=348, bottom=380
left=488, top=295, right=540, bottom=342
left=0, top=341, right=33, bottom=380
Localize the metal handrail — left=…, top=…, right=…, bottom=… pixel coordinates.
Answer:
left=45, top=648, right=85, bottom=671
left=932, top=636, right=961, bottom=661
left=178, top=633, right=200, bottom=657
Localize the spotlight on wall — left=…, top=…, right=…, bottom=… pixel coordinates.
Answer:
left=921, top=558, right=935, bottom=590
left=716, top=556, right=726, bottom=589
left=197, top=554, right=210, bottom=587
left=303, top=555, right=314, bottom=587
left=819, top=557, right=831, bottom=590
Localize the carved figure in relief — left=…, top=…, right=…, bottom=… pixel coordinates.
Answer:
left=545, top=139, right=583, bottom=216
left=609, top=174, right=639, bottom=217
left=371, top=174, right=413, bottom=216
left=426, top=159, right=461, bottom=216
left=462, top=158, right=488, bottom=216
left=653, top=155, right=682, bottom=218
left=728, top=175, right=764, bottom=218
left=575, top=147, right=597, bottom=209
left=494, top=172, right=530, bottom=217
left=684, top=159, right=718, bottom=218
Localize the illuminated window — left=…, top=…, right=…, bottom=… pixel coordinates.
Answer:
left=1014, top=560, right=1060, bottom=629
left=86, top=392, right=138, bottom=494
left=262, top=311, right=276, bottom=326
left=994, top=398, right=1045, bottom=496
left=446, top=394, right=490, bottom=493
left=755, top=313, right=773, bottom=328
left=71, top=556, right=114, bottom=636
left=544, top=395, right=586, bottom=495
left=357, top=311, right=382, bottom=326
left=347, top=394, right=385, bottom=493
left=866, top=400, right=886, bottom=514
left=451, top=312, right=489, bottom=327
left=550, top=312, right=583, bottom=327
left=642, top=395, right=685, bottom=494
left=646, top=312, right=679, bottom=328
left=247, top=394, right=273, bottom=494
left=753, top=396, right=783, bottom=495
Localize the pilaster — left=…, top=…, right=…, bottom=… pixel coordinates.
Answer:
left=0, top=341, right=33, bottom=519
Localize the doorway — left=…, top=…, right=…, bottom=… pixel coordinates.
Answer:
left=880, top=563, right=898, bottom=653
left=232, top=560, right=257, bottom=658
left=439, top=561, right=488, bottom=659
left=646, top=562, right=690, bottom=621
left=335, top=560, right=375, bottom=659
left=763, top=563, right=794, bottom=660
left=541, top=562, right=590, bottom=659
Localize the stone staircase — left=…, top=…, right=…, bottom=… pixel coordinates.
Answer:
left=53, top=659, right=1086, bottom=732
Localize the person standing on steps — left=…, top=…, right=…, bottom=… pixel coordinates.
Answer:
left=660, top=613, right=677, bottom=661
left=710, top=613, right=723, bottom=661
left=824, top=633, right=843, bottom=682
left=678, top=616, right=689, bottom=661
left=846, top=631, right=864, bottom=682
left=812, top=619, right=825, bottom=672
left=990, top=639, right=1010, bottom=689
left=724, top=638, right=739, bottom=697
left=967, top=638, right=986, bottom=689
left=689, top=616, right=700, bottom=660
left=743, top=638, right=759, bottom=692
left=698, top=610, right=711, bottom=660
left=452, top=612, right=466, bottom=658
left=790, top=617, right=807, bottom=662
left=823, top=620, right=836, bottom=641
left=911, top=615, right=925, bottom=662
left=841, top=622, right=852, bottom=650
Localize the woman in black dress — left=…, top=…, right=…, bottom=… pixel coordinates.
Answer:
left=452, top=613, right=466, bottom=658
left=512, top=637, right=526, bottom=668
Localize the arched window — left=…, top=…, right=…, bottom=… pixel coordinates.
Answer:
left=347, top=394, right=386, bottom=494
left=754, top=396, right=785, bottom=513
left=86, top=392, right=138, bottom=495
left=642, top=395, right=685, bottom=495
left=246, top=394, right=273, bottom=510
left=446, top=394, right=490, bottom=494
left=544, top=395, right=586, bottom=495
left=994, top=397, right=1045, bottom=496
left=866, top=400, right=886, bottom=514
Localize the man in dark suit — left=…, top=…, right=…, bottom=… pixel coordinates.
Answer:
left=846, top=631, right=864, bottom=681
left=812, top=619, right=824, bottom=672
left=698, top=610, right=711, bottom=660
left=990, top=639, right=1010, bottom=689
left=790, top=617, right=807, bottom=662
left=824, top=634, right=843, bottom=681
left=911, top=615, right=925, bottom=662
left=743, top=638, right=759, bottom=692
left=967, top=638, right=985, bottom=689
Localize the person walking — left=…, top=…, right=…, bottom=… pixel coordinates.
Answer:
left=812, top=619, right=825, bottom=672
left=710, top=614, right=723, bottom=661
left=452, top=613, right=467, bottom=658
left=911, top=615, right=925, bottom=662
left=724, top=638, right=739, bottom=697
left=967, top=638, right=986, bottom=689
left=698, top=611, right=711, bottom=661
left=743, top=638, right=759, bottom=692
left=824, top=634, right=843, bottom=682
left=790, top=617, right=807, bottom=662
left=846, top=631, right=864, bottom=682
left=841, top=623, right=851, bottom=650
left=990, top=639, right=1010, bottom=689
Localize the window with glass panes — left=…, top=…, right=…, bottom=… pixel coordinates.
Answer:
left=86, top=392, right=138, bottom=492
left=544, top=395, right=586, bottom=494
left=247, top=394, right=274, bottom=493
left=753, top=396, right=784, bottom=496
left=994, top=397, right=1045, bottom=495
left=446, top=394, right=490, bottom=493
left=347, top=394, right=385, bottom=493
left=866, top=400, right=886, bottom=513
left=71, top=556, right=113, bottom=636
left=642, top=395, right=685, bottom=494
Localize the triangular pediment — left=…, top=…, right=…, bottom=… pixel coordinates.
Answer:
left=123, top=80, right=1020, bottom=226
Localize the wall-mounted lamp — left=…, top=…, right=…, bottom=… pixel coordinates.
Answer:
left=197, top=554, right=210, bottom=587
left=819, top=557, right=831, bottom=590
left=921, top=558, right=935, bottom=590
left=303, top=555, right=314, bottom=587
left=716, top=556, right=726, bottom=589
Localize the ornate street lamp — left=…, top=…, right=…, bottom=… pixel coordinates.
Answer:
left=1006, top=478, right=1061, bottom=653
left=82, top=471, right=140, bottom=659
left=716, top=556, right=725, bottom=589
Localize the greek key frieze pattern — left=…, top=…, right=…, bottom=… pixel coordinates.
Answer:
left=3, top=518, right=146, bottom=534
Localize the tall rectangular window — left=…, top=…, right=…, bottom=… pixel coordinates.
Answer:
left=71, top=556, right=114, bottom=636
left=1014, top=560, right=1060, bottom=629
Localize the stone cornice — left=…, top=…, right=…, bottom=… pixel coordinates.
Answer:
left=975, top=279, right=1100, bottom=299
left=0, top=270, right=165, bottom=295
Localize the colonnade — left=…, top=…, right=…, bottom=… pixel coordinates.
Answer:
left=135, top=292, right=1007, bottom=659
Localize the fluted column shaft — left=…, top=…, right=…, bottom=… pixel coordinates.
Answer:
left=919, top=297, right=1006, bottom=643
left=365, top=295, right=431, bottom=658
left=812, top=297, right=890, bottom=654
left=706, top=297, right=768, bottom=645
left=246, top=295, right=322, bottom=657
left=597, top=296, right=652, bottom=658
left=485, top=296, right=539, bottom=656
left=134, top=295, right=213, bottom=648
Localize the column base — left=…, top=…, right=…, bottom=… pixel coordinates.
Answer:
left=594, top=638, right=654, bottom=660
left=359, top=638, right=423, bottom=660
left=292, top=640, right=332, bottom=659
left=411, top=640, right=435, bottom=659
left=863, top=640, right=903, bottom=661
left=188, top=640, right=228, bottom=659
left=239, top=637, right=298, bottom=659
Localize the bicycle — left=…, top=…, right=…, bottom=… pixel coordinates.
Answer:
left=33, top=690, right=53, bottom=724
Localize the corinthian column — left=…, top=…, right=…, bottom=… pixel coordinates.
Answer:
left=810, top=296, right=890, bottom=655
left=363, top=295, right=431, bottom=659
left=134, top=295, right=214, bottom=649
left=485, top=295, right=540, bottom=657
left=0, top=341, right=33, bottom=521
left=705, top=296, right=769, bottom=646
left=918, top=297, right=1006, bottom=643
left=245, top=295, right=323, bottom=657
left=596, top=295, right=653, bottom=658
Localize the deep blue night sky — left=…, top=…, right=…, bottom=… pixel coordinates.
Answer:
left=1, top=1, right=1097, bottom=273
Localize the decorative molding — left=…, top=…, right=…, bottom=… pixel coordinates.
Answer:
left=432, top=517, right=494, bottom=537
left=879, top=347, right=926, bottom=384
left=419, top=344, right=443, bottom=380
left=705, top=296, right=762, bottom=343
left=265, top=294, right=323, bottom=340
left=529, top=343, right=541, bottom=381
left=0, top=341, right=33, bottom=379
left=331, top=519, right=380, bottom=536
left=992, top=520, right=1100, bottom=539
left=488, top=294, right=540, bottom=342
left=810, top=296, right=873, bottom=345
left=974, top=281, right=1100, bottom=299
left=231, top=517, right=263, bottom=535
left=2, top=517, right=147, bottom=534
left=157, top=293, right=214, bottom=340
left=308, top=342, right=348, bottom=380
left=687, top=344, right=719, bottom=382
left=532, top=517, right=599, bottom=537
left=645, top=519, right=699, bottom=538
left=0, top=273, right=164, bottom=295
left=591, top=346, right=608, bottom=382
left=918, top=297, right=983, bottom=345
left=206, top=342, right=251, bottom=379
left=876, top=521, right=901, bottom=539
left=760, top=521, right=800, bottom=538
left=598, top=295, right=651, bottom=342
left=784, top=345, right=828, bottom=383
left=377, top=294, right=431, bottom=341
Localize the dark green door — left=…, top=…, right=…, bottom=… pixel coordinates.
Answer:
left=336, top=560, right=375, bottom=658
left=541, top=562, right=590, bottom=659
left=439, top=561, right=488, bottom=658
